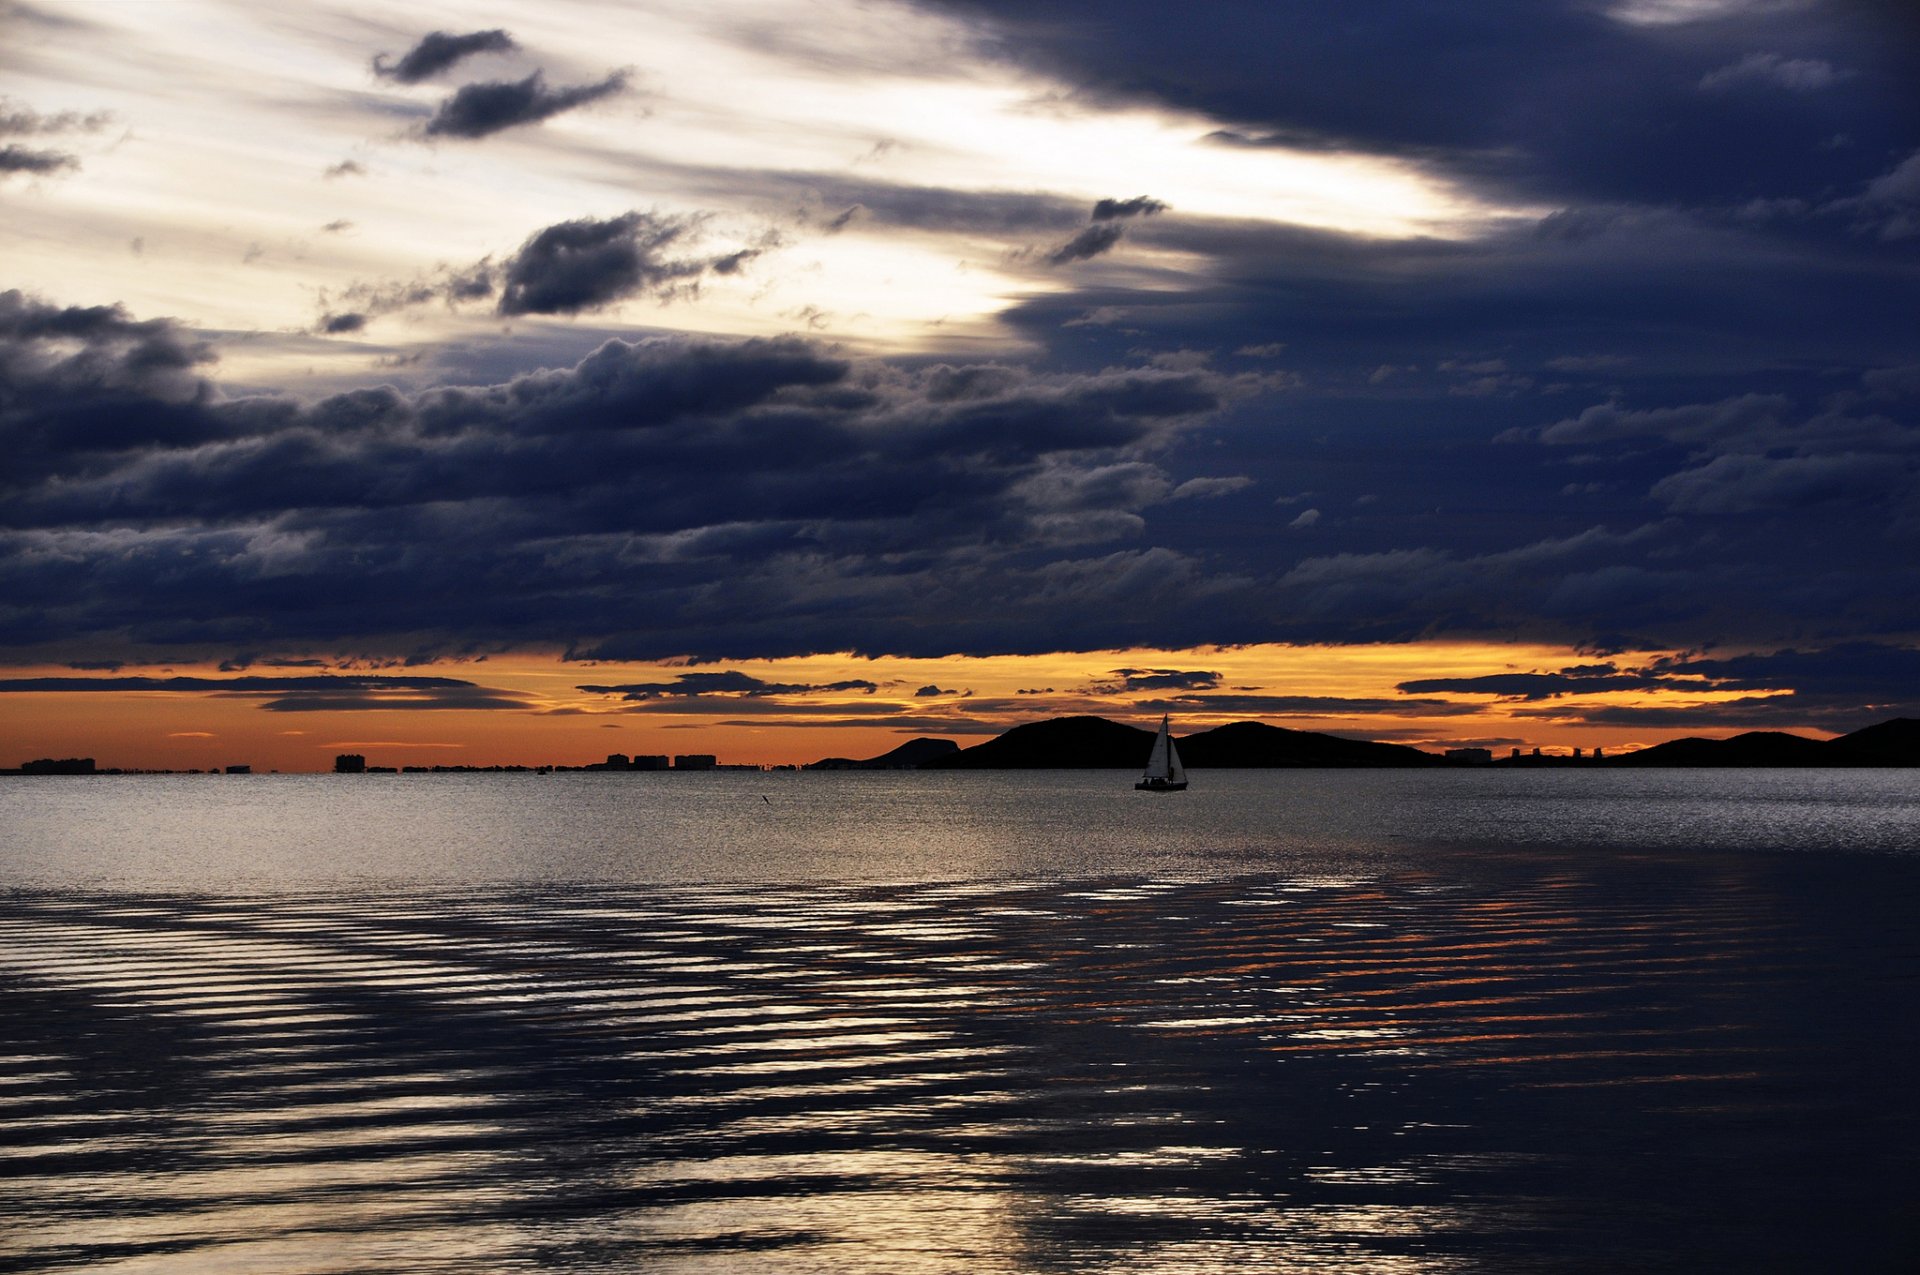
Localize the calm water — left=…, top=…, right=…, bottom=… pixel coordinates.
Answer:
left=3, top=771, right=1918, bottom=1271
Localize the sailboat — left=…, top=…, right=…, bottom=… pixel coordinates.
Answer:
left=1135, top=714, right=1189, bottom=792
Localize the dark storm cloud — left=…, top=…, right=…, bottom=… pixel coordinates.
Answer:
left=920, top=0, right=1920, bottom=209
left=374, top=29, right=517, bottom=84
left=1659, top=643, right=1920, bottom=698
left=3, top=305, right=1259, bottom=664
left=0, top=291, right=219, bottom=483
left=422, top=70, right=628, bottom=140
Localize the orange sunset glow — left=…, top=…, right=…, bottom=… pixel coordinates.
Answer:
left=1, top=641, right=1783, bottom=772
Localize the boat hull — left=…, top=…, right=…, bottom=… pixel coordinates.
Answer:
left=1134, top=778, right=1188, bottom=792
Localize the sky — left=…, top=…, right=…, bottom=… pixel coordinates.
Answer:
left=3, top=0, right=1918, bottom=770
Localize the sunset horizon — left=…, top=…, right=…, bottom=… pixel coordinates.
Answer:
left=6, top=5, right=1919, bottom=1267
left=6, top=0, right=1917, bottom=774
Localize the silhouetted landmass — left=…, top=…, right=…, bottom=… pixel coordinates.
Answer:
left=806, top=738, right=960, bottom=770
left=19, top=757, right=96, bottom=775
left=918, top=716, right=1439, bottom=769
left=1827, top=717, right=1920, bottom=765
left=1606, top=731, right=1833, bottom=768
left=1178, top=721, right=1441, bottom=768
left=1607, top=719, right=1920, bottom=767
left=922, top=717, right=1156, bottom=768
left=12, top=718, right=1918, bottom=776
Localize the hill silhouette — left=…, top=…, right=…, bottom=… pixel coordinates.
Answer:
left=1177, top=720, right=1439, bottom=768
left=917, top=716, right=1438, bottom=769
left=819, top=715, right=1920, bottom=772
left=804, top=737, right=959, bottom=770
left=1828, top=717, right=1920, bottom=765
left=920, top=717, right=1156, bottom=769
left=1608, top=719, right=1920, bottom=766
left=1605, top=730, right=1834, bottom=767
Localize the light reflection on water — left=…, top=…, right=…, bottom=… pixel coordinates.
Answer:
left=1, top=772, right=1917, bottom=1271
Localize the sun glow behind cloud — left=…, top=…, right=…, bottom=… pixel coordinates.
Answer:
left=2, top=0, right=1531, bottom=382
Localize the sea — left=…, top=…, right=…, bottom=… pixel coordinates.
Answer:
left=2, top=769, right=1917, bottom=1273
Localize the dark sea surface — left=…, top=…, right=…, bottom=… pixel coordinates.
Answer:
left=2, top=770, right=1917, bottom=1272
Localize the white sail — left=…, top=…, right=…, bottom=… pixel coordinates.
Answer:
left=1143, top=716, right=1172, bottom=779
left=1138, top=714, right=1187, bottom=789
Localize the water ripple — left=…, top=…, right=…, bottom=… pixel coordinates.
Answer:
left=4, top=857, right=1918, bottom=1272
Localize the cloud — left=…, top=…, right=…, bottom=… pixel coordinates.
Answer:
left=374, top=29, right=517, bottom=84
left=0, top=673, right=536, bottom=711
left=1838, top=149, right=1920, bottom=239
left=0, top=307, right=1264, bottom=664
left=1396, top=667, right=1674, bottom=700
left=322, top=159, right=365, bottom=179
left=579, top=671, right=879, bottom=701
left=1649, top=451, right=1905, bottom=515
left=0, top=96, right=110, bottom=179
left=0, top=99, right=112, bottom=136
left=317, top=260, right=497, bottom=332
left=1100, top=667, right=1220, bottom=692
left=1533, top=394, right=1792, bottom=448
left=1170, top=475, right=1253, bottom=500
left=497, top=211, right=733, bottom=316
left=1399, top=644, right=1920, bottom=731
left=1091, top=195, right=1168, bottom=221
left=0, top=144, right=76, bottom=176
left=1699, top=52, right=1848, bottom=93
left=314, top=211, right=756, bottom=331
left=1045, top=221, right=1127, bottom=265
left=576, top=672, right=884, bottom=712
left=1137, top=693, right=1483, bottom=718
left=422, top=70, right=628, bottom=140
